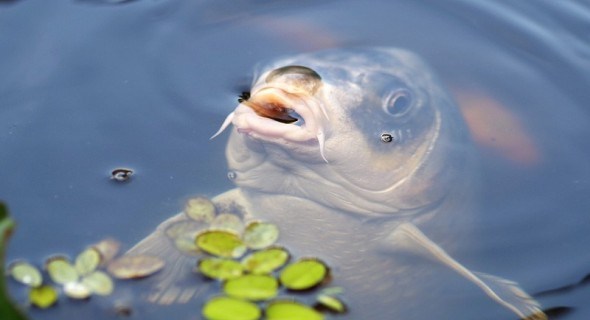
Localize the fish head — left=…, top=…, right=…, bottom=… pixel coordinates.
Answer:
left=219, top=48, right=471, bottom=217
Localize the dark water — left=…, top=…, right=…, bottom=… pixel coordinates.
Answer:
left=1, top=0, right=590, bottom=319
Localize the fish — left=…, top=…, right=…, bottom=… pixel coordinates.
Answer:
left=126, top=48, right=546, bottom=319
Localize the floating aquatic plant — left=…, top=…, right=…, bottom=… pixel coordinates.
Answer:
left=202, top=296, right=261, bottom=320
left=195, top=230, right=247, bottom=259
left=185, top=196, right=216, bottom=222
left=279, top=258, right=329, bottom=290
left=315, top=293, right=347, bottom=314
left=266, top=300, right=324, bottom=320
left=242, top=221, right=279, bottom=250
left=28, top=285, right=59, bottom=309
left=198, top=258, right=244, bottom=280
left=241, top=247, right=290, bottom=275
left=223, top=274, right=278, bottom=301
left=45, top=247, right=116, bottom=299
left=9, top=262, right=43, bottom=288
left=107, top=255, right=164, bottom=279
left=190, top=200, right=345, bottom=319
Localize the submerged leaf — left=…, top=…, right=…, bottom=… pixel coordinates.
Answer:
left=165, top=220, right=206, bottom=239
left=75, top=248, right=101, bottom=276
left=241, top=247, right=290, bottom=275
left=266, top=300, right=323, bottom=320
left=81, top=271, right=114, bottom=296
left=29, top=285, right=58, bottom=309
left=196, top=230, right=247, bottom=259
left=210, top=213, right=244, bottom=234
left=165, top=221, right=204, bottom=255
left=185, top=196, right=216, bottom=222
left=242, top=222, right=279, bottom=250
left=9, top=261, right=42, bottom=287
left=202, top=296, right=261, bottom=320
left=107, top=255, right=165, bottom=279
left=279, top=258, right=328, bottom=290
left=46, top=257, right=78, bottom=285
left=198, top=258, right=244, bottom=280
left=223, top=274, right=278, bottom=301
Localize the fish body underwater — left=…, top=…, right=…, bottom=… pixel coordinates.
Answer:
left=128, top=48, right=545, bottom=319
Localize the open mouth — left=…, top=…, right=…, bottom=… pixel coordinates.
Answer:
left=211, top=86, right=328, bottom=161
left=240, top=88, right=310, bottom=127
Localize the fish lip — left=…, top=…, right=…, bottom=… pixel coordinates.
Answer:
left=233, top=86, right=324, bottom=143
left=210, top=84, right=329, bottom=161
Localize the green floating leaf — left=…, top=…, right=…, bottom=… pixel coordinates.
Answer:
left=315, top=294, right=347, bottom=314
left=279, top=258, right=328, bottom=290
left=242, top=222, right=279, bottom=250
left=185, top=197, right=216, bottom=222
left=81, top=271, right=114, bottom=296
left=266, top=300, right=323, bottom=320
left=210, top=214, right=244, bottom=234
left=223, top=274, right=278, bottom=301
left=29, top=285, right=58, bottom=309
left=241, top=247, right=290, bottom=275
left=9, top=261, right=42, bottom=287
left=202, top=296, right=261, bottom=320
left=107, top=255, right=165, bottom=279
left=46, top=257, right=78, bottom=285
left=196, top=230, right=247, bottom=259
left=63, top=282, right=91, bottom=299
left=75, top=248, right=101, bottom=276
left=198, top=258, right=244, bottom=280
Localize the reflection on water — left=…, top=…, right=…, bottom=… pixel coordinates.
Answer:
left=1, top=0, right=589, bottom=319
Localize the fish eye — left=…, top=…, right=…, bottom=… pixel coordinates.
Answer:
left=383, top=89, right=412, bottom=117
left=265, top=65, right=322, bottom=94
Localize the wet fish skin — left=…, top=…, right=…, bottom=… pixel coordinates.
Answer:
left=128, top=48, right=546, bottom=320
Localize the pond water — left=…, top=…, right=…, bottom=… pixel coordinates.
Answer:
left=1, top=0, right=590, bottom=319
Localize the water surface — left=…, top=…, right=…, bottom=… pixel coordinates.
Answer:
left=1, top=0, right=590, bottom=319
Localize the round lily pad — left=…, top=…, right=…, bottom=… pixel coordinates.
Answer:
left=46, top=257, right=78, bottom=285
left=29, top=285, right=58, bottom=309
left=185, top=196, right=216, bottom=222
left=223, top=274, right=278, bottom=301
left=198, top=258, right=244, bottom=280
left=9, top=261, right=42, bottom=287
left=75, top=248, right=101, bottom=276
left=242, top=222, right=279, bottom=250
left=107, top=255, right=165, bottom=279
left=196, top=230, right=247, bottom=259
left=64, top=281, right=91, bottom=299
left=266, top=300, right=324, bottom=320
left=315, top=294, right=347, bottom=313
left=81, top=271, right=114, bottom=296
left=202, top=296, right=261, bottom=320
left=241, top=247, right=290, bottom=274
left=279, top=258, right=328, bottom=290
left=210, top=213, right=244, bottom=234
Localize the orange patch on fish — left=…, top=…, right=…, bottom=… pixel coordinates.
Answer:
left=452, top=89, right=541, bottom=166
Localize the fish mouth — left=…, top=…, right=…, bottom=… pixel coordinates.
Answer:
left=211, top=85, right=329, bottom=161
